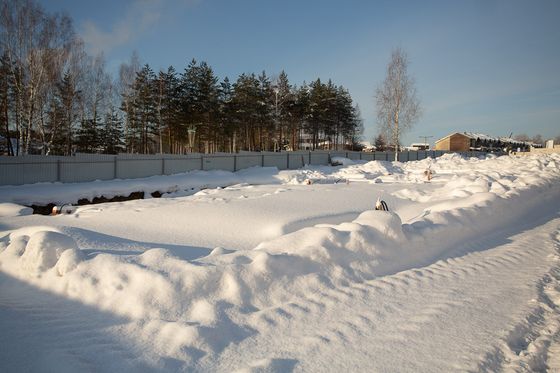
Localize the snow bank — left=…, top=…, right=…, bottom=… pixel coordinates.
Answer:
left=0, top=202, right=33, bottom=217
left=1, top=229, right=84, bottom=276
left=330, top=156, right=355, bottom=166
left=0, top=153, right=559, bottom=364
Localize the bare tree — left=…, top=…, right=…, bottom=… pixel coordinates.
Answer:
left=375, top=48, right=421, bottom=161
left=1, top=0, right=44, bottom=154
left=83, top=53, right=111, bottom=126
left=513, top=133, right=530, bottom=142
left=118, top=51, right=140, bottom=152
left=531, top=134, right=543, bottom=146
left=0, top=0, right=80, bottom=154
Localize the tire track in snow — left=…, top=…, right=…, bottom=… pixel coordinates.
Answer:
left=478, top=230, right=560, bottom=372
left=207, top=217, right=560, bottom=372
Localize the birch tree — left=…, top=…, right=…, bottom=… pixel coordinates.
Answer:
left=375, top=48, right=421, bottom=161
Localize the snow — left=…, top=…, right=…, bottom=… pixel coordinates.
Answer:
left=0, top=153, right=559, bottom=372
left=0, top=202, right=33, bottom=217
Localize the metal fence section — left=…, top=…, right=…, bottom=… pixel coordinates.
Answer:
left=0, top=150, right=493, bottom=186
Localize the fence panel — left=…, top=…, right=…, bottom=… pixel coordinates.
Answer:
left=263, top=154, right=288, bottom=170
left=0, top=156, right=59, bottom=185
left=328, top=151, right=346, bottom=160
left=287, top=152, right=305, bottom=169
left=236, top=154, right=263, bottom=171
left=61, top=156, right=114, bottom=183
left=361, top=152, right=375, bottom=161
left=397, top=152, right=409, bottom=162
left=0, top=150, right=498, bottom=186
left=163, top=156, right=202, bottom=175
left=310, top=152, right=330, bottom=165
left=202, top=155, right=235, bottom=172
left=346, top=151, right=362, bottom=160
left=117, top=156, right=163, bottom=179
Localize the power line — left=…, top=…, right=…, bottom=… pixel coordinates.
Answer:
left=419, top=135, right=433, bottom=145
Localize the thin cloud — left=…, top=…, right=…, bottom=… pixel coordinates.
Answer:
left=81, top=0, right=164, bottom=55
left=424, top=76, right=559, bottom=115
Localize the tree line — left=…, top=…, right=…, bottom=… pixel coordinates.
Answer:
left=0, top=0, right=362, bottom=156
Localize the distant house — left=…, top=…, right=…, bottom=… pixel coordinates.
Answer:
left=360, top=141, right=376, bottom=152
left=435, top=132, right=531, bottom=152
left=405, top=143, right=430, bottom=151
left=434, top=133, right=471, bottom=151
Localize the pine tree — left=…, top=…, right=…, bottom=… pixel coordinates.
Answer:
left=196, top=61, right=219, bottom=152
left=232, top=73, right=260, bottom=151
left=180, top=60, right=219, bottom=152
left=130, top=64, right=156, bottom=153
left=101, top=108, right=124, bottom=154
left=291, top=83, right=310, bottom=150
left=256, top=71, right=274, bottom=151
left=76, top=118, right=101, bottom=153
left=155, top=66, right=180, bottom=153
left=218, top=77, right=235, bottom=152
left=55, top=71, right=81, bottom=155
left=374, top=133, right=386, bottom=151
left=335, top=86, right=355, bottom=150
left=275, top=71, right=294, bottom=151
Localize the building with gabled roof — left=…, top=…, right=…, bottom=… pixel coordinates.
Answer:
left=434, top=132, right=532, bottom=152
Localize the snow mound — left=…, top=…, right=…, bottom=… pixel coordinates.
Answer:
left=20, top=231, right=80, bottom=273
left=0, top=202, right=33, bottom=217
left=234, top=358, right=298, bottom=373
left=0, top=229, right=84, bottom=277
left=330, top=157, right=354, bottom=166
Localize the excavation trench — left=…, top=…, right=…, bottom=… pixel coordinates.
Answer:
left=29, top=191, right=164, bottom=215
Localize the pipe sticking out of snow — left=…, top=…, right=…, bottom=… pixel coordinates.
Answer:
left=375, top=198, right=389, bottom=211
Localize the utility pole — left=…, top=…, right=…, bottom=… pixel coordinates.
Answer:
left=419, top=135, right=433, bottom=148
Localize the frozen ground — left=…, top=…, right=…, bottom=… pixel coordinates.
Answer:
left=0, top=153, right=559, bottom=372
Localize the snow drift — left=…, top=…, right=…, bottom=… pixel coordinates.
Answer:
left=0, top=153, right=559, bottom=368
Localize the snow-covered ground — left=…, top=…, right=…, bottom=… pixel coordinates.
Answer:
left=0, top=154, right=559, bottom=372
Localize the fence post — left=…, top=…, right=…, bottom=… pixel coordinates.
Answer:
left=308, top=151, right=311, bottom=165
left=161, top=157, right=165, bottom=175
left=201, top=155, right=204, bottom=171
left=114, top=156, right=117, bottom=179
left=233, top=154, right=237, bottom=172
left=261, top=154, right=265, bottom=167
left=287, top=153, right=290, bottom=169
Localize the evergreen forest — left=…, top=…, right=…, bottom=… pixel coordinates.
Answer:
left=0, top=0, right=363, bottom=155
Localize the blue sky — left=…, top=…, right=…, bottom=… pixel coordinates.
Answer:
left=42, top=0, right=560, bottom=146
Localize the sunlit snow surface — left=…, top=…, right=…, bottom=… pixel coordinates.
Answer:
left=1, top=153, right=559, bottom=372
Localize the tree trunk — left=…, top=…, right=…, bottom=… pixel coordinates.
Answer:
left=394, top=110, right=399, bottom=162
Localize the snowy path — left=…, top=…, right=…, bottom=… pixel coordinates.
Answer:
left=208, top=217, right=560, bottom=372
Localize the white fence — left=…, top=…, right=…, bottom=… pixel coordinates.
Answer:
left=0, top=150, right=490, bottom=186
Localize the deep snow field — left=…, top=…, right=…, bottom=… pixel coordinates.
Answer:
left=0, top=153, right=559, bottom=372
